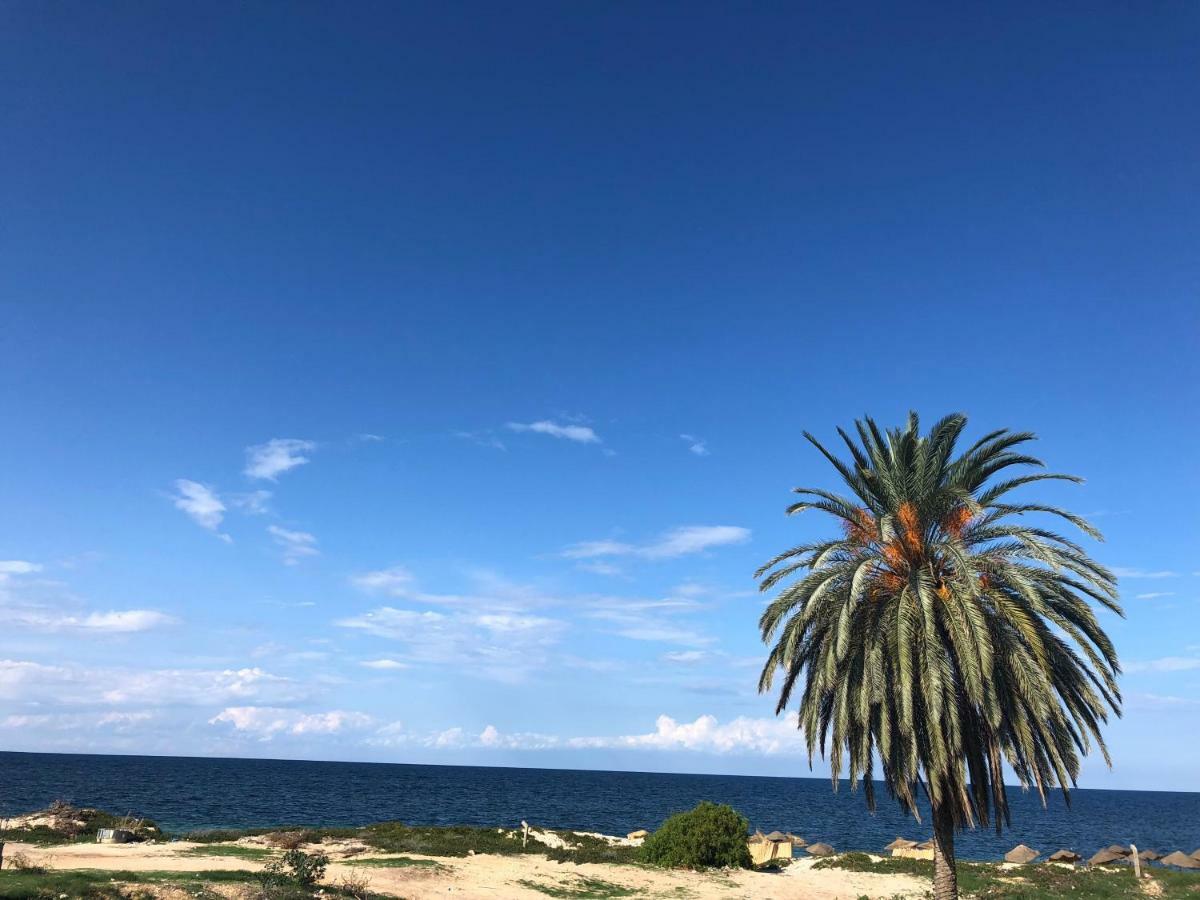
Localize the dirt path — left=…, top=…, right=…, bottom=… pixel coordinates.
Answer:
left=8, top=840, right=930, bottom=899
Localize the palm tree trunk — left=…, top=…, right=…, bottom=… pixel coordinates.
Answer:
left=932, top=802, right=958, bottom=900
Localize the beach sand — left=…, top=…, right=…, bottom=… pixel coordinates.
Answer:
left=7, top=837, right=931, bottom=898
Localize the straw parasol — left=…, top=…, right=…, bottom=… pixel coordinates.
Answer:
left=786, top=833, right=807, bottom=848
left=1088, top=849, right=1125, bottom=866
left=1191, top=849, right=1200, bottom=862
left=805, top=842, right=835, bottom=856
left=1048, top=850, right=1081, bottom=863
left=1161, top=851, right=1200, bottom=869
left=916, top=840, right=936, bottom=850
left=1137, top=849, right=1163, bottom=861
left=1004, top=844, right=1039, bottom=864
left=1104, top=844, right=1131, bottom=856
left=748, top=830, right=766, bottom=844
left=885, top=837, right=918, bottom=851
left=763, top=831, right=788, bottom=843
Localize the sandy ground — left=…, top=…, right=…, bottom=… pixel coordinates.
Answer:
left=6, top=838, right=930, bottom=899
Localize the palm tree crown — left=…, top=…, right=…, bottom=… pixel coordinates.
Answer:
left=757, top=413, right=1122, bottom=835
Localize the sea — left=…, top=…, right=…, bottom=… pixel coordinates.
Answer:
left=2, top=752, right=1197, bottom=861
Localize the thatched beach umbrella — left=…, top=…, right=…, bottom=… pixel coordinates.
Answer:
left=916, top=839, right=936, bottom=850
left=1190, top=848, right=1200, bottom=862
left=1048, top=850, right=1081, bottom=863
left=805, top=842, right=835, bottom=856
left=1161, top=851, right=1200, bottom=869
left=885, top=837, right=918, bottom=851
left=1137, top=849, right=1163, bottom=861
left=785, top=833, right=807, bottom=848
left=748, top=830, right=766, bottom=844
left=1004, top=844, right=1039, bottom=864
left=764, top=831, right=788, bottom=843
left=1104, top=844, right=1131, bottom=856
left=1088, top=849, right=1125, bottom=866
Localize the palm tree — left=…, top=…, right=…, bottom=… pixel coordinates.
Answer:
left=756, top=414, right=1122, bottom=900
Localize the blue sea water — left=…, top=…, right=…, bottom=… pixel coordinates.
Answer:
left=1, top=752, right=1197, bottom=861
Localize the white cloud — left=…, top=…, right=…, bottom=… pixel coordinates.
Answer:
left=268, top=525, right=320, bottom=565
left=79, top=610, right=177, bottom=632
left=584, top=589, right=713, bottom=647
left=337, top=606, right=565, bottom=683
left=1135, top=592, right=1176, bottom=600
left=663, top=650, right=708, bottom=663
left=350, top=567, right=415, bottom=595
left=348, top=568, right=557, bottom=613
left=506, top=421, right=600, bottom=444
left=210, top=706, right=372, bottom=739
left=566, top=713, right=803, bottom=755
left=1112, top=567, right=1178, bottom=579
left=1, top=711, right=154, bottom=732
left=360, top=659, right=409, bottom=670
left=0, top=560, right=42, bottom=580
left=244, top=439, right=317, bottom=481
left=170, top=480, right=230, bottom=540
left=410, top=714, right=804, bottom=756
left=0, top=607, right=176, bottom=633
left=680, top=434, right=709, bottom=456
left=563, top=525, right=750, bottom=561
left=0, top=661, right=305, bottom=708
left=1126, top=657, right=1200, bottom=673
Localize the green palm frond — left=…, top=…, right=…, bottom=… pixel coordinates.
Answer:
left=757, top=413, right=1122, bottom=833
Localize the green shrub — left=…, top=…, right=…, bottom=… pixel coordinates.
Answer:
left=638, top=802, right=752, bottom=870
left=282, top=850, right=328, bottom=887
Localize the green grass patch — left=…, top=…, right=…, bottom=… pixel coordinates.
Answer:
left=812, top=852, right=1200, bottom=899
left=515, top=876, right=639, bottom=898
left=177, top=843, right=275, bottom=860
left=0, top=867, right=257, bottom=899
left=345, top=854, right=445, bottom=869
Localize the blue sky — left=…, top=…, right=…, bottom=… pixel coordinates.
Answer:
left=1, top=3, right=1197, bottom=790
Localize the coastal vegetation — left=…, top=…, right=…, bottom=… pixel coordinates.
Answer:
left=638, top=802, right=752, bottom=870
left=821, top=852, right=1200, bottom=899
left=756, top=414, right=1124, bottom=900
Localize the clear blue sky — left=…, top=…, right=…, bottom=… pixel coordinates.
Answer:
left=1, top=2, right=1197, bottom=789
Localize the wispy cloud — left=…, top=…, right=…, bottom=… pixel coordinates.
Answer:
left=1125, top=656, right=1200, bottom=673
left=210, top=706, right=372, bottom=739
left=0, top=608, right=177, bottom=633
left=1135, top=592, right=1176, bottom=600
left=1112, top=567, right=1178, bottom=579
left=679, top=434, right=709, bottom=456
left=350, top=566, right=414, bottom=595
left=170, top=480, right=231, bottom=541
left=230, top=490, right=272, bottom=515
left=0, top=661, right=305, bottom=708
left=576, top=561, right=625, bottom=577
left=563, top=525, right=750, bottom=560
left=349, top=568, right=556, bottom=612
left=244, top=439, right=316, bottom=481
left=337, top=606, right=566, bottom=683
left=267, top=525, right=320, bottom=565
left=454, top=430, right=507, bottom=450
left=506, top=421, right=600, bottom=444
left=0, top=560, right=42, bottom=579
left=360, top=659, right=409, bottom=670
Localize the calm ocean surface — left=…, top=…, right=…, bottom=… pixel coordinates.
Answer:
left=2, top=752, right=1197, bottom=861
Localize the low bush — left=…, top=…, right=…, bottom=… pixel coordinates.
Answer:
left=638, top=802, right=752, bottom=870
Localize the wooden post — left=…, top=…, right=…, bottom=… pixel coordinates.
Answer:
left=1131, top=844, right=1142, bottom=879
